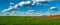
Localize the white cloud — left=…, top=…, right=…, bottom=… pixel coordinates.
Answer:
left=2, top=0, right=59, bottom=16
left=9, top=2, right=14, bottom=5
left=18, top=1, right=31, bottom=7
left=25, top=1, right=31, bottom=4
left=28, top=10, right=35, bottom=12
left=8, top=6, right=13, bottom=10
left=28, top=10, right=35, bottom=14
left=3, top=0, right=49, bottom=13
left=2, top=6, right=13, bottom=12
left=2, top=1, right=31, bottom=12
left=32, top=0, right=46, bottom=3
left=13, top=4, right=18, bottom=9
left=10, top=11, right=16, bottom=16
left=32, top=0, right=48, bottom=6
left=47, top=0, right=60, bottom=2
left=47, top=6, right=57, bottom=15
left=2, top=9, right=8, bottom=12
left=2, top=12, right=10, bottom=16
left=50, top=6, right=57, bottom=10
left=18, top=1, right=25, bottom=7
left=25, top=10, right=35, bottom=16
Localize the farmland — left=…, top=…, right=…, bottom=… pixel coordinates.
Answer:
left=0, top=15, right=60, bottom=25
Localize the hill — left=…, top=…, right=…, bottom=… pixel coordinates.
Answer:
left=0, top=15, right=60, bottom=25
left=33, top=15, right=60, bottom=19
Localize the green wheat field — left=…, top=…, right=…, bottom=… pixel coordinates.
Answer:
left=0, top=16, right=60, bottom=25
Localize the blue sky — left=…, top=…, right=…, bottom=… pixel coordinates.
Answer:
left=0, top=0, right=60, bottom=16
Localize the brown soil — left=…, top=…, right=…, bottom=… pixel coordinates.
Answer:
left=32, top=15, right=60, bottom=19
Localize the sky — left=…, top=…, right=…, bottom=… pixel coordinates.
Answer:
left=0, top=0, right=60, bottom=16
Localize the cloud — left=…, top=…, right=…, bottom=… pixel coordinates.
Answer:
left=13, top=4, right=18, bottom=9
left=2, top=0, right=49, bottom=12
left=25, top=10, right=44, bottom=16
left=18, top=1, right=31, bottom=7
left=18, top=1, right=25, bottom=7
left=2, top=1, right=31, bottom=12
left=49, top=6, right=57, bottom=11
left=9, top=2, right=14, bottom=5
left=18, top=1, right=31, bottom=6
left=27, top=10, right=35, bottom=14
left=32, top=0, right=49, bottom=6
left=29, top=10, right=35, bottom=14
left=47, top=6, right=57, bottom=14
left=32, top=0, right=46, bottom=3
left=25, top=1, right=31, bottom=4
left=32, top=0, right=60, bottom=6
left=46, top=0, right=58, bottom=1
left=10, top=11, right=26, bottom=16
left=9, top=11, right=16, bottom=16
left=2, top=6, right=13, bottom=12
left=28, top=10, right=35, bottom=12
left=2, top=12, right=10, bottom=16
left=2, top=9, right=8, bottom=12
left=2, top=0, right=59, bottom=16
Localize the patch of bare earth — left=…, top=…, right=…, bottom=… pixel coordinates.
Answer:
left=32, top=15, right=60, bottom=19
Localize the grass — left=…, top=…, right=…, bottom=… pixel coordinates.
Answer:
left=0, top=16, right=60, bottom=25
